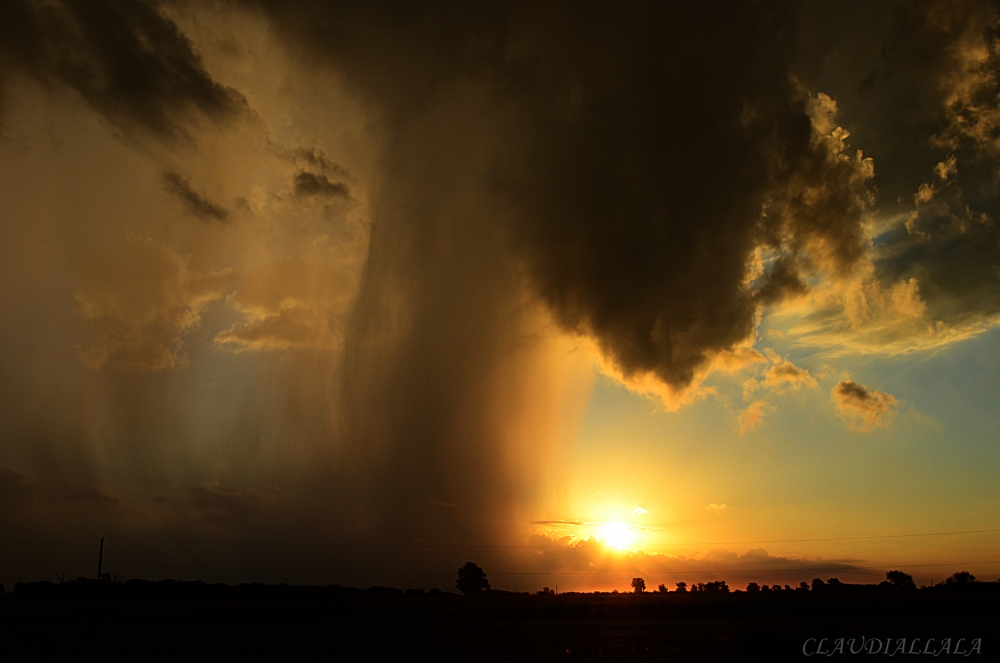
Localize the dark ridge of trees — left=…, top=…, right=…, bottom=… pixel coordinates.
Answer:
left=946, top=571, right=976, bottom=586
left=4, top=568, right=999, bottom=602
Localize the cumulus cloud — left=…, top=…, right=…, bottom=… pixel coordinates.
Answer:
left=744, top=351, right=818, bottom=396
left=788, top=0, right=1000, bottom=354
left=187, top=481, right=284, bottom=532
left=705, top=503, right=728, bottom=515
left=631, top=507, right=648, bottom=516
left=292, top=171, right=350, bottom=199
left=162, top=170, right=230, bottom=221
left=831, top=380, right=898, bottom=431
left=0, top=0, right=248, bottom=141
left=0, top=465, right=149, bottom=540
left=215, top=257, right=356, bottom=351
left=762, top=359, right=818, bottom=391
left=277, top=146, right=351, bottom=178
left=76, top=237, right=234, bottom=371
left=739, top=353, right=815, bottom=432
left=738, top=401, right=773, bottom=435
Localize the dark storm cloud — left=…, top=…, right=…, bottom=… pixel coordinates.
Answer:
left=876, top=0, right=1000, bottom=325
left=208, top=0, right=883, bottom=548
left=292, top=171, right=350, bottom=199
left=796, top=0, right=1000, bottom=330
left=0, top=0, right=247, bottom=141
left=162, top=170, right=230, bottom=221
left=278, top=145, right=351, bottom=178
left=0, top=465, right=136, bottom=540
left=248, top=0, right=873, bottom=399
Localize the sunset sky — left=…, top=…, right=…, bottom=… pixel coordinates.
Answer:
left=2, top=0, right=999, bottom=592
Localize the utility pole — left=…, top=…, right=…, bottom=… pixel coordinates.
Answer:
left=97, top=537, right=104, bottom=582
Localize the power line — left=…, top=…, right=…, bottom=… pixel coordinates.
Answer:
left=0, top=537, right=101, bottom=547
left=0, top=563, right=95, bottom=570
left=96, top=527, right=1000, bottom=549
left=2, top=527, right=998, bottom=551
left=645, top=528, right=1000, bottom=547
left=97, top=559, right=1000, bottom=576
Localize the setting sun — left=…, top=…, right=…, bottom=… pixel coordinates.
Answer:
left=598, top=521, right=634, bottom=550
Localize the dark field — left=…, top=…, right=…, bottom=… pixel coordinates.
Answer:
left=2, top=581, right=997, bottom=661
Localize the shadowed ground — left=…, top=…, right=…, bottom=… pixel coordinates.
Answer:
left=1, top=580, right=996, bottom=660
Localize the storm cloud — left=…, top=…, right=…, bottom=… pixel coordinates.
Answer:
left=162, top=170, right=230, bottom=221
left=2, top=0, right=999, bottom=589
left=0, top=0, right=248, bottom=141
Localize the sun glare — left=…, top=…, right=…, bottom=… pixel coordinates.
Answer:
left=598, top=521, right=634, bottom=550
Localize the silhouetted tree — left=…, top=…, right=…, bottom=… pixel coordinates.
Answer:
left=946, top=571, right=976, bottom=586
left=746, top=582, right=760, bottom=593
left=811, top=578, right=825, bottom=591
left=703, top=580, right=729, bottom=594
left=797, top=581, right=810, bottom=592
left=657, top=583, right=668, bottom=593
left=674, top=582, right=687, bottom=593
left=885, top=570, right=916, bottom=590
left=456, top=562, right=490, bottom=595
left=827, top=577, right=842, bottom=587
left=760, top=584, right=771, bottom=592
left=631, top=577, right=646, bottom=593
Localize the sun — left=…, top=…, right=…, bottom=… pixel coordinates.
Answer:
left=598, top=521, right=634, bottom=550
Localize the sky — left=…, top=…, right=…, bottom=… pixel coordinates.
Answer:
left=1, top=0, right=999, bottom=592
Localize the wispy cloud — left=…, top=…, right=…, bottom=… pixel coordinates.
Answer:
left=162, top=171, right=230, bottom=222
